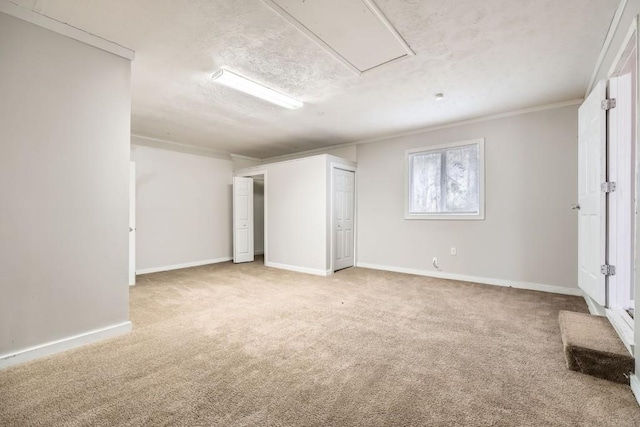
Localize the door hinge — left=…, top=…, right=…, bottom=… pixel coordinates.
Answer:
left=601, top=264, right=616, bottom=276
left=601, top=182, right=617, bottom=193
left=601, top=98, right=617, bottom=110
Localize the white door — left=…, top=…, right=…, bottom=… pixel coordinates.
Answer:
left=578, top=80, right=607, bottom=306
left=333, top=168, right=355, bottom=271
left=129, top=161, right=136, bottom=286
left=233, top=177, right=254, bottom=263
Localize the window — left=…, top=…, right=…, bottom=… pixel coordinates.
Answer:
left=405, top=138, right=485, bottom=220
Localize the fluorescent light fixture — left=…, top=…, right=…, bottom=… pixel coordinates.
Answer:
left=211, top=69, right=303, bottom=110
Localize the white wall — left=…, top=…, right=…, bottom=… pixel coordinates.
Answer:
left=0, top=13, right=131, bottom=359
left=131, top=139, right=233, bottom=272
left=266, top=156, right=328, bottom=273
left=356, top=105, right=579, bottom=292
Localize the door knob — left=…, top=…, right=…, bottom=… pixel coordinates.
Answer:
left=571, top=204, right=580, bottom=210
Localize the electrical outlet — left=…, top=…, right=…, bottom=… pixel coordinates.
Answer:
left=450, top=247, right=457, bottom=256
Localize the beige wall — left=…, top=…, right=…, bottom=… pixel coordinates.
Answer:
left=0, top=13, right=131, bottom=356
left=131, top=140, right=233, bottom=271
left=356, top=105, right=579, bottom=290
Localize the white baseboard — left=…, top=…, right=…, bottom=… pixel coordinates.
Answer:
left=254, top=251, right=264, bottom=256
left=356, top=262, right=583, bottom=296
left=136, top=257, right=232, bottom=275
left=584, top=294, right=607, bottom=316
left=265, top=261, right=330, bottom=276
left=606, top=309, right=635, bottom=356
left=631, top=375, right=640, bottom=407
left=0, top=321, right=131, bottom=370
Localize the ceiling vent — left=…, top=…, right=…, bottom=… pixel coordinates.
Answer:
left=263, top=0, right=414, bottom=75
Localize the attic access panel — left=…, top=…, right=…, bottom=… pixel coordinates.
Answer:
left=263, top=0, right=414, bottom=74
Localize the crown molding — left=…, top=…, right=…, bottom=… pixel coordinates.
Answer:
left=131, top=134, right=232, bottom=160
left=263, top=98, right=583, bottom=162
left=0, top=0, right=134, bottom=60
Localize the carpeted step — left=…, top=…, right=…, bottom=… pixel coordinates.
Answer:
left=559, top=310, right=634, bottom=384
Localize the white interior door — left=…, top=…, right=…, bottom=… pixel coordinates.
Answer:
left=333, top=168, right=355, bottom=271
left=233, top=177, right=254, bottom=263
left=578, top=80, right=607, bottom=306
left=129, top=161, right=136, bottom=286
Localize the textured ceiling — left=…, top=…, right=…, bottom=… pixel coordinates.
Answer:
left=14, top=0, right=619, bottom=158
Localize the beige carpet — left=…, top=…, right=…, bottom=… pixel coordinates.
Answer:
left=559, top=310, right=634, bottom=384
left=1, top=259, right=639, bottom=426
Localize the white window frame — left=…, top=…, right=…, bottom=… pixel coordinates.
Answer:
left=404, top=138, right=485, bottom=220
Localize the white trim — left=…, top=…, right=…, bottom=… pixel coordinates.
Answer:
left=230, top=153, right=262, bottom=162
left=606, top=308, right=635, bottom=355
left=129, top=161, right=136, bottom=286
left=263, top=143, right=359, bottom=163
left=131, top=134, right=231, bottom=160
left=136, top=257, right=232, bottom=275
left=356, top=262, right=584, bottom=296
left=584, top=294, right=607, bottom=316
left=254, top=250, right=264, bottom=256
left=261, top=100, right=583, bottom=163
left=0, top=321, right=131, bottom=370
left=630, top=375, right=640, bottom=407
left=265, top=261, right=330, bottom=276
left=351, top=100, right=584, bottom=147
left=607, top=17, right=637, bottom=78
left=0, top=0, right=134, bottom=60
left=360, top=0, right=415, bottom=60
left=404, top=138, right=485, bottom=220
left=261, top=0, right=413, bottom=76
left=235, top=154, right=330, bottom=174
left=586, top=0, right=629, bottom=96
left=261, top=0, right=360, bottom=75
left=330, top=162, right=358, bottom=273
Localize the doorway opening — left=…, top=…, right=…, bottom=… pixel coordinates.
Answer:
left=606, top=25, right=637, bottom=349
left=578, top=21, right=638, bottom=354
left=253, top=175, right=265, bottom=264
